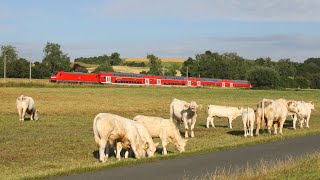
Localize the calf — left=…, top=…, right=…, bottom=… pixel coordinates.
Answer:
left=206, top=105, right=243, bottom=129
left=134, top=115, right=187, bottom=155
left=170, top=98, right=202, bottom=138
left=291, top=101, right=314, bottom=129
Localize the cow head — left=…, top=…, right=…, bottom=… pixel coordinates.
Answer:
left=309, top=101, right=315, bottom=111
left=34, top=110, right=39, bottom=120
left=144, top=142, right=159, bottom=157
left=184, top=101, right=202, bottom=112
left=287, top=101, right=299, bottom=113
left=175, top=139, right=187, bottom=153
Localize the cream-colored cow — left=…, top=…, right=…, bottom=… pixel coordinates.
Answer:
left=256, top=98, right=298, bottom=135
left=291, top=101, right=315, bottom=129
left=93, top=113, right=154, bottom=163
left=242, top=107, right=255, bottom=137
left=206, top=105, right=243, bottom=129
left=170, top=98, right=202, bottom=138
left=16, top=95, right=38, bottom=121
left=133, top=115, right=187, bottom=155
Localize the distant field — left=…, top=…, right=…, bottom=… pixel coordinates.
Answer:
left=112, top=66, right=149, bottom=74
left=0, top=80, right=319, bottom=179
left=125, top=57, right=186, bottom=62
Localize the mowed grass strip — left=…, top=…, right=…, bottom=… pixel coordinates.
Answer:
left=0, top=86, right=319, bottom=179
left=204, top=151, right=320, bottom=180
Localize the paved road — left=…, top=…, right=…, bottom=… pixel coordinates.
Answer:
left=54, top=134, right=320, bottom=180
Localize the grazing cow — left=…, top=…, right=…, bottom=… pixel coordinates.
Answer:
left=93, top=113, right=152, bottom=163
left=115, top=121, right=159, bottom=160
left=16, top=95, right=38, bottom=121
left=169, top=98, right=202, bottom=138
left=206, top=105, right=243, bottom=129
left=242, top=107, right=255, bottom=137
left=291, top=101, right=315, bottom=129
left=255, top=98, right=299, bottom=135
left=133, top=115, right=187, bottom=155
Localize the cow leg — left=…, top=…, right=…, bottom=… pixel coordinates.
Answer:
left=116, top=142, right=122, bottom=160
left=279, top=120, right=285, bottom=135
left=162, top=140, right=168, bottom=155
left=183, top=120, right=189, bottom=138
left=206, top=116, right=211, bottom=128
left=18, top=109, right=22, bottom=121
left=243, top=121, right=247, bottom=137
left=250, top=121, right=254, bottom=137
left=273, top=123, right=278, bottom=135
left=130, top=143, right=141, bottom=159
left=210, top=117, right=215, bottom=128
left=306, top=115, right=310, bottom=128
left=190, top=120, right=196, bottom=138
left=267, top=120, right=273, bottom=135
left=292, top=114, right=297, bottom=130
left=99, top=139, right=108, bottom=163
left=228, top=118, right=233, bottom=129
left=21, top=108, right=26, bottom=121
left=176, top=119, right=181, bottom=130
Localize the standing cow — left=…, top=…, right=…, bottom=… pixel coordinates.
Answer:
left=206, top=105, right=243, bottom=129
left=16, top=95, right=38, bottom=121
left=291, top=101, right=315, bottom=129
left=242, top=107, right=255, bottom=137
left=170, top=98, right=202, bottom=138
left=256, top=98, right=299, bottom=135
left=93, top=113, right=151, bottom=163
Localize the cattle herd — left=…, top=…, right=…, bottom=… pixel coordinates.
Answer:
left=16, top=95, right=315, bottom=163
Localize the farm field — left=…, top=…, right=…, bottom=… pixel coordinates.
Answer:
left=0, top=83, right=319, bottom=179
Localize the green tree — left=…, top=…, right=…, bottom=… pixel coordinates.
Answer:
left=147, top=54, right=162, bottom=75
left=247, top=66, right=280, bottom=88
left=92, top=63, right=114, bottom=73
left=110, top=52, right=122, bottom=66
left=276, top=59, right=297, bottom=77
left=32, top=62, right=51, bottom=79
left=42, top=42, right=70, bottom=73
left=164, top=64, right=179, bottom=76
left=181, top=57, right=199, bottom=77
left=70, top=63, right=88, bottom=73
left=0, top=45, right=19, bottom=77
left=7, top=58, right=30, bottom=78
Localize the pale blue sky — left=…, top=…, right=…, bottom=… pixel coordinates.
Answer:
left=1, top=0, right=320, bottom=62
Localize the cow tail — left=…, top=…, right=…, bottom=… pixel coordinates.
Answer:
left=262, top=98, right=266, bottom=126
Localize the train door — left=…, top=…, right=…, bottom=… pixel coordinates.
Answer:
left=187, top=81, right=191, bottom=86
left=221, top=82, right=225, bottom=87
left=145, top=78, right=150, bottom=85
left=157, top=79, right=161, bottom=86
left=230, top=83, right=233, bottom=88
left=196, top=81, right=201, bottom=87
left=105, top=76, right=111, bottom=84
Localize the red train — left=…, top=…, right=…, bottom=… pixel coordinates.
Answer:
left=50, top=71, right=252, bottom=88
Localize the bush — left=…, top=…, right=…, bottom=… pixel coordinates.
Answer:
left=247, top=66, right=280, bottom=88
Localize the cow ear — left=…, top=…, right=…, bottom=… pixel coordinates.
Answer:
left=144, top=142, right=150, bottom=150
left=184, top=103, right=190, bottom=108
left=197, top=104, right=203, bottom=110
left=310, top=101, right=313, bottom=105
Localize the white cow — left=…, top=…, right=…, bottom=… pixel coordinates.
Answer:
left=256, top=98, right=299, bottom=135
left=93, top=113, right=152, bottom=163
left=133, top=115, right=187, bottom=155
left=242, top=107, right=255, bottom=137
left=291, top=101, right=315, bottom=129
left=206, top=105, right=243, bottom=129
left=115, top=121, right=159, bottom=160
left=170, top=98, right=202, bottom=138
left=16, top=95, right=38, bottom=121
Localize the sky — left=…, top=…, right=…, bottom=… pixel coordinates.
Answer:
left=1, top=0, right=320, bottom=62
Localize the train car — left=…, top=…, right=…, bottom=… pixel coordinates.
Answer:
left=234, top=80, right=252, bottom=88
left=200, top=78, right=221, bottom=87
left=141, top=75, right=163, bottom=85
left=50, top=71, right=99, bottom=83
left=161, top=76, right=186, bottom=86
left=99, top=72, right=145, bottom=85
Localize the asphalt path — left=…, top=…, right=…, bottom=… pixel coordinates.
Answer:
left=53, top=134, right=320, bottom=180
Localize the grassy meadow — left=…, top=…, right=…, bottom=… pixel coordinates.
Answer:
left=0, top=82, right=319, bottom=179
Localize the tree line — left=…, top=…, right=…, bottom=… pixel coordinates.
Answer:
left=0, top=43, right=319, bottom=89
